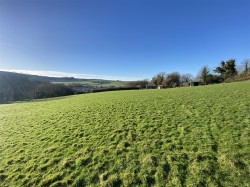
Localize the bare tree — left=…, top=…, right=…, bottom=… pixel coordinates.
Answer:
left=126, top=79, right=149, bottom=88
left=181, top=73, right=194, bottom=83
left=239, top=59, right=250, bottom=76
left=162, top=72, right=181, bottom=88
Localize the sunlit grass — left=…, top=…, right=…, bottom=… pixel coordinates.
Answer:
left=0, top=81, right=249, bottom=186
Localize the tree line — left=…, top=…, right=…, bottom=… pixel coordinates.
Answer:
left=0, top=72, right=139, bottom=103
left=0, top=73, right=74, bottom=103
left=198, top=59, right=249, bottom=84
left=1, top=58, right=249, bottom=103
left=127, top=59, right=250, bottom=88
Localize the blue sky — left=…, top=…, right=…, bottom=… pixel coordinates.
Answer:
left=0, top=0, right=249, bottom=80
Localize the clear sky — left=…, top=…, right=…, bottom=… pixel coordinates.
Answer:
left=0, top=0, right=249, bottom=80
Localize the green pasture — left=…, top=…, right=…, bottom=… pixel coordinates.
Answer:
left=0, top=81, right=249, bottom=186
left=52, top=80, right=126, bottom=88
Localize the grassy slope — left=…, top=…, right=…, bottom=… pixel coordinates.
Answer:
left=52, top=80, right=126, bottom=88
left=0, top=81, right=249, bottom=187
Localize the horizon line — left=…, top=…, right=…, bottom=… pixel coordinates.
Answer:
left=0, top=69, right=144, bottom=81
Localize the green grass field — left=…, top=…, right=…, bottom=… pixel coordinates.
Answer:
left=53, top=80, right=126, bottom=88
left=0, top=81, right=249, bottom=187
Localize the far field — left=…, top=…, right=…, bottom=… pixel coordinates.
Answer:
left=0, top=81, right=249, bottom=186
left=52, top=80, right=126, bottom=88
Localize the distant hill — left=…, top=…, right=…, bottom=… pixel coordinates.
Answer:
left=0, top=71, right=131, bottom=103
left=0, top=71, right=127, bottom=87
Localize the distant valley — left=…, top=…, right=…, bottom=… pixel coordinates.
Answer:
left=0, top=71, right=127, bottom=88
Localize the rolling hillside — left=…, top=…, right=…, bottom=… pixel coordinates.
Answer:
left=0, top=71, right=126, bottom=87
left=0, top=81, right=249, bottom=186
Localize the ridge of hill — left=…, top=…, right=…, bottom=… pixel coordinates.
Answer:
left=0, top=71, right=126, bottom=87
